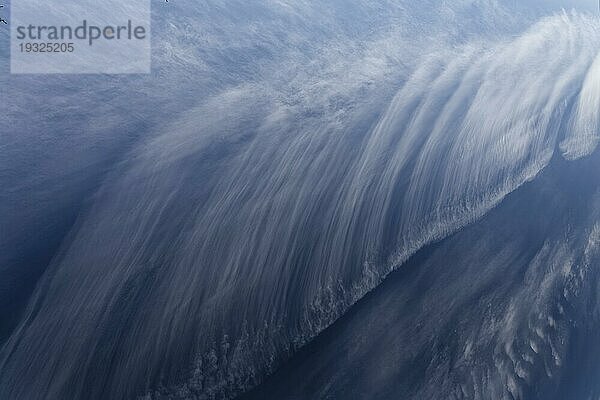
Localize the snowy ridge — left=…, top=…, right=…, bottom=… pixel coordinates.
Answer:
left=0, top=3, right=599, bottom=400
left=149, top=13, right=600, bottom=398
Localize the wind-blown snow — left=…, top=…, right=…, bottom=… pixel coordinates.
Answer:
left=0, top=1, right=599, bottom=400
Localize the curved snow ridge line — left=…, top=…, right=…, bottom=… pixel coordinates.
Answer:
left=1, top=12, right=599, bottom=400
left=148, top=13, right=600, bottom=399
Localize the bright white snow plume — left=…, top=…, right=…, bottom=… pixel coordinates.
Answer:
left=0, top=2, right=599, bottom=400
